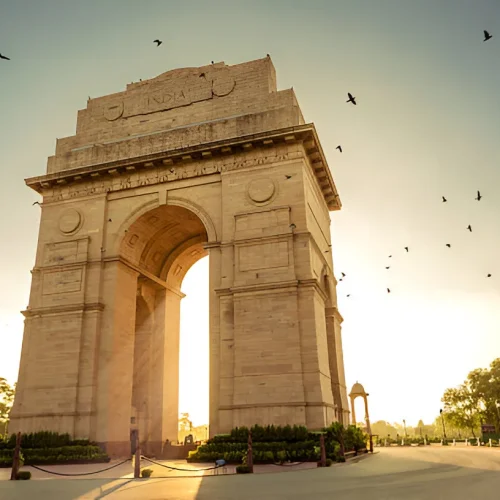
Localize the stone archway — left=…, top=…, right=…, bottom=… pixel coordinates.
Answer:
left=10, top=56, right=350, bottom=457
left=94, top=204, right=210, bottom=456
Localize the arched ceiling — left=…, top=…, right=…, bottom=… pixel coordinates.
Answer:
left=120, top=205, right=208, bottom=280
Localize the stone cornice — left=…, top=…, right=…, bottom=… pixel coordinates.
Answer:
left=22, top=302, right=105, bottom=318
left=26, top=124, right=341, bottom=211
left=215, top=277, right=334, bottom=302
left=219, top=401, right=338, bottom=410
left=326, top=306, right=344, bottom=324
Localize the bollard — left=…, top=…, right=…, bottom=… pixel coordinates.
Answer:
left=465, top=438, right=468, bottom=446
left=453, top=439, right=456, bottom=446
left=489, top=438, right=492, bottom=447
left=477, top=438, right=480, bottom=447
left=131, top=429, right=141, bottom=478
left=10, top=432, right=22, bottom=481
left=319, top=434, right=327, bottom=467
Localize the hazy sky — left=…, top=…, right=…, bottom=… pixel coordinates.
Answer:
left=1, top=0, right=499, bottom=428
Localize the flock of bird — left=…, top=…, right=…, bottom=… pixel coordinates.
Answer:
left=2, top=31, right=495, bottom=299
left=331, top=30, right=494, bottom=298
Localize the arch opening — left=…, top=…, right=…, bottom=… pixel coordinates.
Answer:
left=119, top=204, right=210, bottom=455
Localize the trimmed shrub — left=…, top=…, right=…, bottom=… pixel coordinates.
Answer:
left=0, top=445, right=109, bottom=467
left=141, top=468, right=153, bottom=478
left=236, top=465, right=252, bottom=474
left=0, top=431, right=94, bottom=450
left=16, top=471, right=31, bottom=480
left=189, top=424, right=365, bottom=465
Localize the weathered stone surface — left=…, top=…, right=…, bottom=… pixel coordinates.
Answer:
left=10, top=57, right=349, bottom=457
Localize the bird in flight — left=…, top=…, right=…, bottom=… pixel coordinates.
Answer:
left=446, top=244, right=451, bottom=248
left=487, top=274, right=492, bottom=278
left=32, top=201, right=41, bottom=206
left=404, top=247, right=409, bottom=252
left=346, top=294, right=351, bottom=298
left=0, top=53, right=10, bottom=60
left=385, top=266, right=390, bottom=270
left=387, top=288, right=391, bottom=293
left=346, top=92, right=357, bottom=105
left=442, top=196, right=447, bottom=203
left=153, top=39, right=162, bottom=47
left=388, top=255, right=392, bottom=258
left=341, top=272, right=346, bottom=278
left=475, top=191, right=482, bottom=201
left=285, top=175, right=292, bottom=179
left=484, top=30, right=493, bottom=42
left=336, top=145, right=343, bottom=153
left=467, top=225, right=472, bottom=232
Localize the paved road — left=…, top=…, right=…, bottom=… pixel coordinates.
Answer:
left=1, top=446, right=500, bottom=499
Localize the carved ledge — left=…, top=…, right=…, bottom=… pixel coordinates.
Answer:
left=25, top=124, right=341, bottom=211
left=22, top=302, right=105, bottom=318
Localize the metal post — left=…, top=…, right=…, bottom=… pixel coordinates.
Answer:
left=133, top=429, right=141, bottom=478
left=10, top=432, right=22, bottom=480
left=319, top=433, right=327, bottom=466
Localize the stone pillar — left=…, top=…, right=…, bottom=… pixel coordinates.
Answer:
left=95, top=261, right=139, bottom=457
left=297, top=286, right=335, bottom=429
left=325, top=306, right=343, bottom=423
left=350, top=396, right=357, bottom=425
left=363, top=396, right=371, bottom=434
left=132, top=283, right=155, bottom=453
left=218, top=294, right=235, bottom=433
left=208, top=245, right=222, bottom=437
left=154, top=287, right=183, bottom=450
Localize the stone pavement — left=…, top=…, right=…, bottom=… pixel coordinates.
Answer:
left=1, top=447, right=500, bottom=499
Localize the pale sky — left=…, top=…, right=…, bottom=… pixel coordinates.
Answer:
left=1, top=0, right=500, bottom=428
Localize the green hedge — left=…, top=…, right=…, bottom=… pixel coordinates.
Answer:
left=188, top=424, right=367, bottom=464
left=0, top=445, right=110, bottom=467
left=188, top=440, right=323, bottom=464
left=210, top=425, right=310, bottom=444
left=0, top=431, right=94, bottom=450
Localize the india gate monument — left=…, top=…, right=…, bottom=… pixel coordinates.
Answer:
left=9, top=57, right=350, bottom=457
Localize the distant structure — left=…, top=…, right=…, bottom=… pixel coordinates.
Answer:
left=10, top=56, right=350, bottom=457
left=349, top=382, right=371, bottom=431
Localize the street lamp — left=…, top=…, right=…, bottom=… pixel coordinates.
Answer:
left=440, top=409, right=447, bottom=440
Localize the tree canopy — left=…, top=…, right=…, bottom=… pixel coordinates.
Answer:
left=440, top=358, right=499, bottom=436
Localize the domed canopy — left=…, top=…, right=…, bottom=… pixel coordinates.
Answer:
left=349, top=382, right=368, bottom=398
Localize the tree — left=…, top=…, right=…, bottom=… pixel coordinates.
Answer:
left=441, top=384, right=481, bottom=437
left=370, top=420, right=398, bottom=439
left=179, top=413, right=193, bottom=432
left=440, top=357, right=500, bottom=437
left=0, top=378, right=15, bottom=436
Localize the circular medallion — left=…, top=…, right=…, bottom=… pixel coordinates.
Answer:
left=104, top=101, right=124, bottom=121
left=247, top=178, right=276, bottom=205
left=211, top=71, right=236, bottom=97
left=59, top=209, right=82, bottom=235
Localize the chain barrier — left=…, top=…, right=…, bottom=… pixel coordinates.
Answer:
left=140, top=456, right=219, bottom=472
left=271, top=461, right=306, bottom=466
left=28, top=458, right=131, bottom=477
